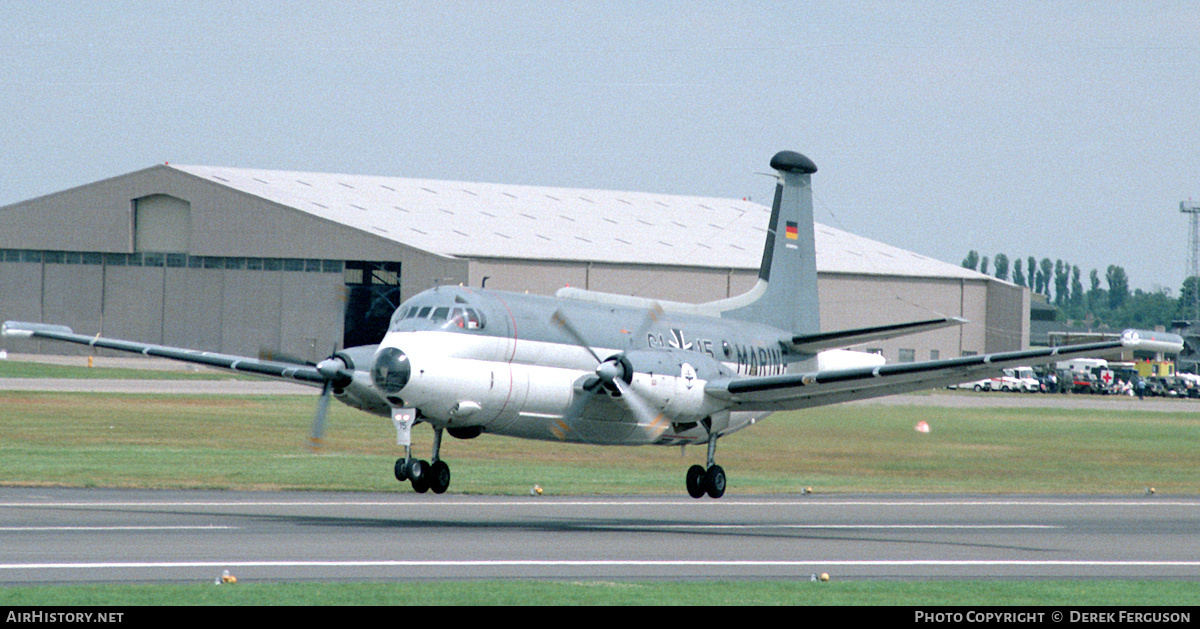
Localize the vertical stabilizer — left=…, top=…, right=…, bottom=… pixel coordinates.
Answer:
left=720, top=151, right=820, bottom=334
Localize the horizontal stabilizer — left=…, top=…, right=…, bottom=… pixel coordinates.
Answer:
left=789, top=317, right=967, bottom=354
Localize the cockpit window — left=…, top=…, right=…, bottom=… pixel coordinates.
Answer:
left=391, top=300, right=488, bottom=332
left=442, top=307, right=486, bottom=330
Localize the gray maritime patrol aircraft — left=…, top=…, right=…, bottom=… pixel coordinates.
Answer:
left=2, top=151, right=1156, bottom=498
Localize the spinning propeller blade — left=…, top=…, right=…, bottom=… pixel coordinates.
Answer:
left=310, top=380, right=333, bottom=451
left=548, top=307, right=669, bottom=443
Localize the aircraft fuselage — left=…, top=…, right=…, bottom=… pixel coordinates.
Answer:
left=344, top=285, right=804, bottom=446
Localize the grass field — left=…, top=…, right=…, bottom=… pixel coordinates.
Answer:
left=2, top=366, right=1199, bottom=605
left=1, top=389, right=1198, bottom=494
left=4, top=579, right=1199, bottom=606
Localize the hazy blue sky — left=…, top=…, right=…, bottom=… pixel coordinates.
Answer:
left=4, top=1, right=1199, bottom=293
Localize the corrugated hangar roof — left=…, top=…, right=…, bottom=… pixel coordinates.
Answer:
left=171, top=164, right=990, bottom=281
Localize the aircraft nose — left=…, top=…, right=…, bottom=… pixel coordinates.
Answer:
left=371, top=347, right=411, bottom=396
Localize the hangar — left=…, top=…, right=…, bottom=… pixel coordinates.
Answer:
left=0, top=163, right=1026, bottom=363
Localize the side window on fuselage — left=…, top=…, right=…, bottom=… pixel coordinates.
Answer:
left=442, top=306, right=487, bottom=330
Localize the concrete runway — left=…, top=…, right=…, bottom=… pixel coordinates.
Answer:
left=2, top=488, right=1198, bottom=584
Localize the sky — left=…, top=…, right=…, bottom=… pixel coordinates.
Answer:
left=3, top=1, right=1200, bottom=293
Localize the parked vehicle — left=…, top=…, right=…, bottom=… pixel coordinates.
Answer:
left=1069, top=371, right=1101, bottom=394
left=955, top=378, right=995, bottom=392
left=1143, top=377, right=1169, bottom=397
left=1003, top=367, right=1041, bottom=392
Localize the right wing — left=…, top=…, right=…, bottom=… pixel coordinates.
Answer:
left=2, top=321, right=331, bottom=387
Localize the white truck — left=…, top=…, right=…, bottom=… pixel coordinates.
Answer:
left=1001, top=367, right=1041, bottom=392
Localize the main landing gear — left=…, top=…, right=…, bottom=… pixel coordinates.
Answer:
left=686, top=433, right=726, bottom=499
left=392, top=408, right=451, bottom=494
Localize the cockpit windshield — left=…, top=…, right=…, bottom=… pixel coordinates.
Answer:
left=391, top=302, right=486, bottom=332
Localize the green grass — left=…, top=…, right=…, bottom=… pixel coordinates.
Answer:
left=3, top=579, right=1199, bottom=606
left=2, top=390, right=1198, bottom=494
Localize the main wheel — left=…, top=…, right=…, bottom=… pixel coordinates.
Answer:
left=408, top=459, right=430, bottom=494
left=703, top=465, right=726, bottom=499
left=428, top=460, right=451, bottom=494
left=685, top=464, right=706, bottom=499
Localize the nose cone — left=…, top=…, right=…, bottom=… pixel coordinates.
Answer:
left=371, top=347, right=411, bottom=394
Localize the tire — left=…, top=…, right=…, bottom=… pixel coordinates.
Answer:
left=394, top=458, right=409, bottom=482
left=428, top=460, right=451, bottom=494
left=409, top=459, right=429, bottom=494
left=704, top=465, right=726, bottom=499
left=685, top=465, right=706, bottom=499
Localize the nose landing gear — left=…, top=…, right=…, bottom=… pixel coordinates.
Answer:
left=392, top=408, right=452, bottom=494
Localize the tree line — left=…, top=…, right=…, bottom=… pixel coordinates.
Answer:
left=961, top=251, right=1200, bottom=330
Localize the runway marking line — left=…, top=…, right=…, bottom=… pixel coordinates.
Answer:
left=2, top=559, right=1200, bottom=571
left=2, top=499, right=1198, bottom=508
left=0, top=525, right=237, bottom=531
left=651, top=524, right=1059, bottom=529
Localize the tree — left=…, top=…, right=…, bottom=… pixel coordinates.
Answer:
left=1069, top=266, right=1084, bottom=318
left=1038, top=258, right=1054, bottom=296
left=962, top=250, right=979, bottom=270
left=1121, top=288, right=1175, bottom=329
left=1106, top=265, right=1129, bottom=311
left=1012, top=258, right=1025, bottom=287
left=1027, top=256, right=1037, bottom=289
left=993, top=253, right=1009, bottom=282
left=980, top=256, right=989, bottom=276
left=1178, top=276, right=1200, bottom=321
left=1087, top=268, right=1106, bottom=319
left=1054, top=260, right=1069, bottom=307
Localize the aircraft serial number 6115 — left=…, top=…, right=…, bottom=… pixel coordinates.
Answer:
left=3, top=151, right=1157, bottom=498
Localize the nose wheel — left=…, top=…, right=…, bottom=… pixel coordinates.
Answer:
left=392, top=409, right=452, bottom=494
left=395, top=457, right=451, bottom=494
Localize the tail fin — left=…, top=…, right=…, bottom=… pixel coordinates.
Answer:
left=719, top=151, right=820, bottom=334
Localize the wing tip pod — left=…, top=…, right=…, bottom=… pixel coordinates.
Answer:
left=1120, top=329, right=1184, bottom=354
left=1, top=321, right=75, bottom=338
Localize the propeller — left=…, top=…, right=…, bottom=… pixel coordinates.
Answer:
left=308, top=356, right=353, bottom=451
left=262, top=347, right=354, bottom=452
left=549, top=306, right=671, bottom=443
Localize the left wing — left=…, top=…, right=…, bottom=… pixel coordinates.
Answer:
left=707, top=335, right=1142, bottom=411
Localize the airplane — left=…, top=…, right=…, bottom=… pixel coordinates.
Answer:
left=2, top=150, right=1153, bottom=498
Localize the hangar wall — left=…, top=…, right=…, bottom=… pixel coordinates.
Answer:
left=0, top=166, right=467, bottom=359
left=466, top=258, right=757, bottom=304
left=0, top=254, right=345, bottom=362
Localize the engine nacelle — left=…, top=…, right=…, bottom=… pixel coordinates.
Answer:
left=622, top=348, right=732, bottom=423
